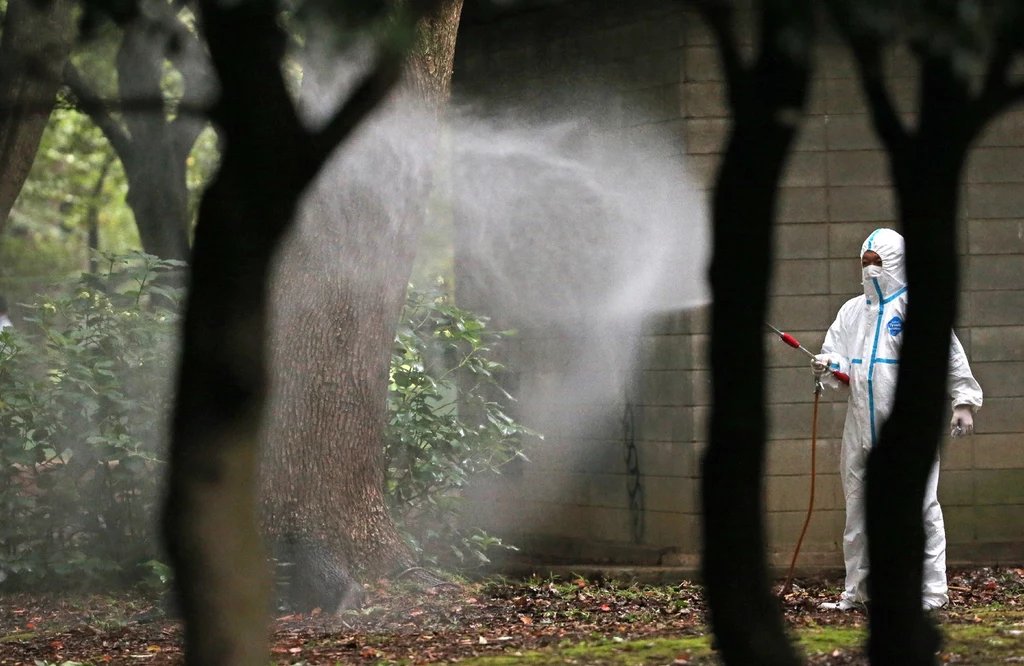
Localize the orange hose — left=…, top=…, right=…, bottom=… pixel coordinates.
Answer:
left=781, top=388, right=819, bottom=596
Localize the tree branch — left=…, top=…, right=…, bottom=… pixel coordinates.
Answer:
left=848, top=38, right=909, bottom=151
left=62, top=62, right=134, bottom=160
left=969, top=31, right=1024, bottom=139
left=689, top=0, right=747, bottom=103
left=304, top=50, right=404, bottom=173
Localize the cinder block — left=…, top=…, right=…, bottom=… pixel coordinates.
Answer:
left=768, top=366, right=821, bottom=404
left=684, top=81, right=727, bottom=118
left=684, top=46, right=721, bottom=82
left=783, top=152, right=828, bottom=188
left=690, top=369, right=710, bottom=405
left=769, top=402, right=846, bottom=440
left=976, top=110, right=1024, bottom=147
left=967, top=147, right=1024, bottom=184
left=829, top=186, right=897, bottom=222
left=767, top=509, right=845, bottom=548
left=635, top=405, right=694, bottom=442
left=825, top=114, right=883, bottom=151
left=968, top=183, right=1024, bottom=219
left=795, top=115, right=828, bottom=152
left=638, top=370, right=693, bottom=406
left=816, top=43, right=856, bottom=79
left=974, top=434, right=1024, bottom=469
left=939, top=439, right=974, bottom=471
left=685, top=154, right=719, bottom=188
left=975, top=505, right=1024, bottom=541
left=967, top=219, right=1024, bottom=255
left=584, top=472, right=632, bottom=509
left=778, top=187, right=828, bottom=223
left=644, top=475, right=698, bottom=513
left=638, top=334, right=696, bottom=370
left=972, top=361, right=1024, bottom=398
left=937, top=470, right=974, bottom=506
left=968, top=255, right=1024, bottom=291
left=776, top=223, right=829, bottom=259
left=639, top=440, right=698, bottom=478
left=829, top=259, right=862, bottom=294
left=766, top=439, right=842, bottom=478
left=974, top=468, right=1024, bottom=505
left=645, top=510, right=699, bottom=548
left=827, top=151, right=892, bottom=187
left=974, top=397, right=1024, bottom=434
left=683, top=117, right=728, bottom=154
left=767, top=330, right=826, bottom=367
left=943, top=506, right=976, bottom=543
left=771, top=259, right=830, bottom=296
left=690, top=334, right=709, bottom=370
left=767, top=473, right=842, bottom=512
left=768, top=295, right=835, bottom=331
left=829, top=221, right=882, bottom=258
left=626, top=50, right=682, bottom=88
left=967, top=291, right=1024, bottom=326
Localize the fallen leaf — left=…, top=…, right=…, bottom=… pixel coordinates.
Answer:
left=478, top=636, right=488, bottom=644
left=146, top=645, right=161, bottom=652
left=519, top=615, right=533, bottom=624
left=288, top=647, right=302, bottom=653
left=601, top=605, right=612, bottom=612
left=310, top=607, right=322, bottom=616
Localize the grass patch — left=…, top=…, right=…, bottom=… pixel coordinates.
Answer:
left=446, top=636, right=713, bottom=665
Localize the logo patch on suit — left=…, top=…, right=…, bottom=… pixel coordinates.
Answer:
left=887, top=316, right=903, bottom=336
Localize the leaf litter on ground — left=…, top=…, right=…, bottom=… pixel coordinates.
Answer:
left=0, top=567, right=1020, bottom=665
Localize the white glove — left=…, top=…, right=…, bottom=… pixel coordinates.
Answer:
left=950, top=405, right=974, bottom=438
left=811, top=354, right=831, bottom=379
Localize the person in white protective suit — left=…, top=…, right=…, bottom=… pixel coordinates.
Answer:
left=811, top=228, right=983, bottom=611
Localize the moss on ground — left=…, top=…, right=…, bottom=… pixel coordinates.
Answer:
left=444, top=636, right=714, bottom=666
left=450, top=609, right=1024, bottom=666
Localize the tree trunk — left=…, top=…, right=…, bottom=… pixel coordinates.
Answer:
left=698, top=3, right=812, bottom=665
left=162, top=0, right=407, bottom=661
left=0, top=0, right=74, bottom=233
left=115, top=11, right=196, bottom=262
left=865, top=58, right=971, bottom=666
left=260, top=0, right=463, bottom=613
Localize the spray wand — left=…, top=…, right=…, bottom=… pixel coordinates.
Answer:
left=765, top=323, right=846, bottom=597
left=765, top=323, right=849, bottom=385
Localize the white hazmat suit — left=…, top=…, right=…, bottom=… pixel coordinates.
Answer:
left=815, top=228, right=983, bottom=610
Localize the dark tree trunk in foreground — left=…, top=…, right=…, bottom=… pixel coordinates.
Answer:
left=63, top=3, right=208, bottom=262
left=260, top=0, right=463, bottom=613
left=161, top=0, right=419, bottom=661
left=0, top=0, right=74, bottom=232
left=837, top=23, right=1024, bottom=665
left=695, top=1, right=813, bottom=664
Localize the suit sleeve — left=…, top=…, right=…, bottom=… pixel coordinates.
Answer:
left=948, top=331, right=983, bottom=412
left=819, top=306, right=851, bottom=390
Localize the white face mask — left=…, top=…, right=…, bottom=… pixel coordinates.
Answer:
left=861, top=264, right=884, bottom=284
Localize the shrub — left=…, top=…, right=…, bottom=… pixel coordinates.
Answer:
left=0, top=253, right=181, bottom=587
left=386, top=287, right=535, bottom=567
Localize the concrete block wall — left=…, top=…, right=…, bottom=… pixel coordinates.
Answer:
left=453, top=0, right=1024, bottom=569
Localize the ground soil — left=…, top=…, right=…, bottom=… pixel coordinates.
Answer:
left=0, top=567, right=1020, bottom=665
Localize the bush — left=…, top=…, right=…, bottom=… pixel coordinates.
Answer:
left=0, top=267, right=530, bottom=589
left=386, top=287, right=536, bottom=567
left=0, top=253, right=182, bottom=587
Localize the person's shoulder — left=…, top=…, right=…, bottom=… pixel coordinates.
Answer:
left=837, top=296, right=865, bottom=318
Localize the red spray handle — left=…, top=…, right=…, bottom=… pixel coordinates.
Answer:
left=767, top=324, right=851, bottom=385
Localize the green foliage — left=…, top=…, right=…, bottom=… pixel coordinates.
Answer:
left=0, top=253, right=181, bottom=588
left=386, top=287, right=535, bottom=567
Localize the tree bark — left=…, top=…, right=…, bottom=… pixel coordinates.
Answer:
left=696, top=2, right=812, bottom=664
left=64, top=6, right=207, bottom=262
left=260, top=0, right=464, bottom=613
left=0, top=0, right=74, bottom=233
left=863, top=56, right=972, bottom=666
left=162, top=0, right=407, bottom=662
